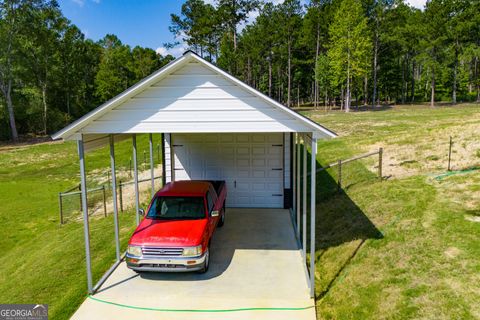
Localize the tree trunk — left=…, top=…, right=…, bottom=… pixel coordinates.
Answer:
left=452, top=42, right=458, bottom=105
left=411, top=59, right=415, bottom=103
left=324, top=89, right=328, bottom=111
left=42, top=83, right=48, bottom=134
left=247, top=56, right=252, bottom=85
left=233, top=28, right=237, bottom=51
left=314, top=22, right=320, bottom=109
left=401, top=57, right=406, bottom=104
left=4, top=80, right=18, bottom=142
left=364, top=75, right=368, bottom=106
left=268, top=58, right=272, bottom=97
left=346, top=51, right=351, bottom=112
left=431, top=68, right=435, bottom=108
left=297, top=84, right=300, bottom=108
left=287, top=40, right=292, bottom=108
left=372, top=22, right=379, bottom=107
left=340, top=85, right=344, bottom=111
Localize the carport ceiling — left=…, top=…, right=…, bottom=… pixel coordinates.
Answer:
left=52, top=51, right=336, bottom=150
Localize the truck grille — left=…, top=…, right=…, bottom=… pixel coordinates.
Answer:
left=141, top=247, right=184, bottom=257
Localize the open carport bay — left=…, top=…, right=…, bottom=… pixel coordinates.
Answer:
left=72, top=209, right=315, bottom=320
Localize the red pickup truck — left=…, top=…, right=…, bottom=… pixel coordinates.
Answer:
left=126, top=180, right=226, bottom=273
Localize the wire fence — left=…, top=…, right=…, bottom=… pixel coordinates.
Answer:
left=59, top=176, right=162, bottom=224
left=312, top=148, right=383, bottom=199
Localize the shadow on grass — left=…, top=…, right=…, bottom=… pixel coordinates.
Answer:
left=312, top=157, right=384, bottom=299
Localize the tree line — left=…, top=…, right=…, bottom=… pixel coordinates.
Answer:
left=1, top=0, right=479, bottom=142
left=0, top=0, right=174, bottom=141
left=171, top=0, right=480, bottom=112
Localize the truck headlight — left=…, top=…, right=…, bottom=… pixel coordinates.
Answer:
left=182, top=245, right=202, bottom=257
left=127, top=245, right=142, bottom=257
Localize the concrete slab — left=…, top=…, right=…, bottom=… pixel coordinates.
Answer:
left=72, top=209, right=316, bottom=320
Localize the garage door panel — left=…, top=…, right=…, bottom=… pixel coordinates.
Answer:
left=252, top=170, right=266, bottom=178
left=236, top=135, right=250, bottom=143
left=252, top=147, right=266, bottom=155
left=173, top=133, right=284, bottom=208
left=269, top=159, right=282, bottom=167
left=268, top=170, right=283, bottom=179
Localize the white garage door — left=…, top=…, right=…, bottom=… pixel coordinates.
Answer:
left=172, top=133, right=284, bottom=208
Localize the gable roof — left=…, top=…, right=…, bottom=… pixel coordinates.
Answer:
left=52, top=51, right=336, bottom=141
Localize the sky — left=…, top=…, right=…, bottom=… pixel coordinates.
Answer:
left=59, top=0, right=428, bottom=57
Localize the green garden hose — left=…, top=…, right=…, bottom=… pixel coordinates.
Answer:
left=434, top=167, right=480, bottom=181
left=87, top=295, right=315, bottom=313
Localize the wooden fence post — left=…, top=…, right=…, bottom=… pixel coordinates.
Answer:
left=129, top=158, right=132, bottom=178
left=337, top=159, right=342, bottom=192
left=102, top=185, right=107, bottom=217
left=448, top=136, right=453, bottom=171
left=119, top=180, right=123, bottom=212
left=379, top=147, right=383, bottom=180
left=59, top=193, right=63, bottom=225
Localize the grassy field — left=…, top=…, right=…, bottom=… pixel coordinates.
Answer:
left=0, top=134, right=161, bottom=319
left=0, top=104, right=479, bottom=319
left=308, top=104, right=480, bottom=319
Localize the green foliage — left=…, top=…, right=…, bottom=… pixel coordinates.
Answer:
left=0, top=1, right=173, bottom=141
left=328, top=0, right=372, bottom=110
left=1, top=0, right=480, bottom=141
left=315, top=53, right=330, bottom=103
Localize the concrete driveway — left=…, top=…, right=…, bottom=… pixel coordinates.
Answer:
left=72, top=209, right=315, bottom=320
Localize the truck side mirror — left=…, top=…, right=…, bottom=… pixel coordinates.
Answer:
left=211, top=210, right=219, bottom=217
left=138, top=208, right=145, bottom=216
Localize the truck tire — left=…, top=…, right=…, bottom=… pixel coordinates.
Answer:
left=217, top=203, right=226, bottom=227
left=198, top=248, right=210, bottom=274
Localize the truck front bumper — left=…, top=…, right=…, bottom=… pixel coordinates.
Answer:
left=126, top=252, right=207, bottom=272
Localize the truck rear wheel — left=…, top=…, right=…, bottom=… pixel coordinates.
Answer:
left=217, top=203, right=225, bottom=227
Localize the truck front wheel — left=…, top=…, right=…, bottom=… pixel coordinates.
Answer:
left=198, top=248, right=210, bottom=273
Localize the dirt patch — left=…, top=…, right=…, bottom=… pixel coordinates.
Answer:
left=465, top=215, right=480, bottom=223
left=71, top=166, right=163, bottom=221
left=444, top=247, right=461, bottom=259
left=0, top=136, right=61, bottom=152
left=366, top=118, right=480, bottom=179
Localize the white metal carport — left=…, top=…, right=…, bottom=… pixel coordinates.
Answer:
left=52, top=51, right=336, bottom=299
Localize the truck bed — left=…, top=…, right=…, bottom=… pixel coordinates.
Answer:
left=207, top=180, right=226, bottom=196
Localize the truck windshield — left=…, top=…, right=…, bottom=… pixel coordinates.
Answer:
left=146, top=196, right=206, bottom=220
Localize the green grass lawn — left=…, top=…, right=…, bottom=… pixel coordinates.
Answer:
left=308, top=104, right=480, bottom=319
left=1, top=104, right=479, bottom=319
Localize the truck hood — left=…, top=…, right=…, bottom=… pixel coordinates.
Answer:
left=129, top=218, right=207, bottom=247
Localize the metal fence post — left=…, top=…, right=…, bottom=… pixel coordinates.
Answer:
left=59, top=193, right=63, bottom=225
left=78, top=184, right=82, bottom=211
left=107, top=170, right=111, bottom=188
left=379, top=147, right=383, bottom=180
left=102, top=185, right=107, bottom=217
left=337, top=159, right=342, bottom=192
left=448, top=136, right=453, bottom=171
left=119, top=180, right=123, bottom=212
